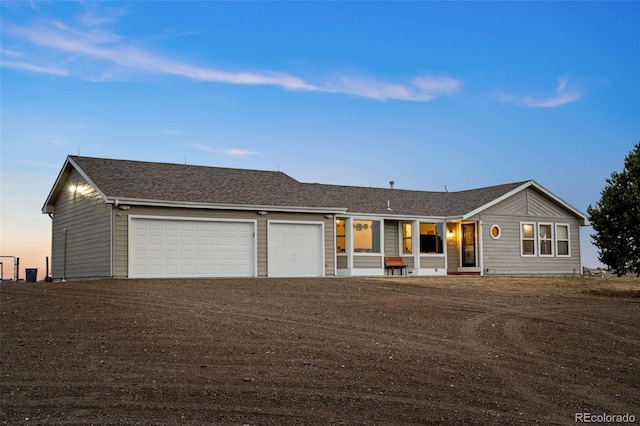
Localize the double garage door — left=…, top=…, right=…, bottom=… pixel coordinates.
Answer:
left=129, top=217, right=324, bottom=278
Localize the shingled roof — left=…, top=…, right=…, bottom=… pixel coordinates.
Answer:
left=44, top=155, right=546, bottom=218
left=66, top=155, right=338, bottom=209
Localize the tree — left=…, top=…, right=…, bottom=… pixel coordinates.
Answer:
left=587, top=142, right=640, bottom=276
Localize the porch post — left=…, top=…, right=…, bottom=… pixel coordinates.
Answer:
left=413, top=220, right=420, bottom=272
left=346, top=217, right=353, bottom=270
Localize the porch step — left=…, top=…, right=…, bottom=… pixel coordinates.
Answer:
left=447, top=271, right=481, bottom=276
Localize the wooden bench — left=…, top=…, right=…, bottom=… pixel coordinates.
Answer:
left=385, top=256, right=407, bottom=276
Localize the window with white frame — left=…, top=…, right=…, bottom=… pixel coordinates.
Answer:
left=556, top=224, right=570, bottom=256
left=521, top=222, right=536, bottom=256
left=353, top=219, right=381, bottom=253
left=420, top=223, right=443, bottom=254
left=538, top=223, right=554, bottom=256
left=336, top=218, right=347, bottom=253
left=402, top=222, right=412, bottom=254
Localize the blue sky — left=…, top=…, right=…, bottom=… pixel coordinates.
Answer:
left=1, top=1, right=639, bottom=278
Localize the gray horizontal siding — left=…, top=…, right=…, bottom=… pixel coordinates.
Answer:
left=400, top=256, right=415, bottom=268
left=384, top=220, right=398, bottom=256
left=480, top=215, right=581, bottom=276
left=353, top=256, right=383, bottom=269
left=471, top=186, right=584, bottom=276
left=482, top=187, right=572, bottom=218
left=113, top=206, right=335, bottom=278
left=419, top=256, right=446, bottom=269
left=51, top=169, right=111, bottom=280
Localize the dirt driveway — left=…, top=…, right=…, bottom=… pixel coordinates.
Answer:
left=1, top=276, right=639, bottom=425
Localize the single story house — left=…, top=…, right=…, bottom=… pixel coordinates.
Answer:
left=43, top=156, right=589, bottom=280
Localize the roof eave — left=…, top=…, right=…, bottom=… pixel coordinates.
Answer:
left=42, top=156, right=110, bottom=214
left=461, top=180, right=590, bottom=226
left=104, top=197, right=348, bottom=214
left=340, top=212, right=448, bottom=221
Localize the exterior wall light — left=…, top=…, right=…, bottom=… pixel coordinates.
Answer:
left=447, top=227, right=455, bottom=241
left=257, top=211, right=268, bottom=216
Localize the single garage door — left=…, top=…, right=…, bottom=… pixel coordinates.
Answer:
left=268, top=222, right=324, bottom=277
left=129, top=217, right=255, bottom=278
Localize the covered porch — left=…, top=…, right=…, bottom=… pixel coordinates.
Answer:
left=334, top=217, right=482, bottom=277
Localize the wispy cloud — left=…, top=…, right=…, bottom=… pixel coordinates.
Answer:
left=0, top=47, right=23, bottom=57
left=0, top=59, right=68, bottom=76
left=325, top=74, right=462, bottom=101
left=0, top=9, right=461, bottom=102
left=497, top=76, right=583, bottom=108
left=192, top=144, right=257, bottom=157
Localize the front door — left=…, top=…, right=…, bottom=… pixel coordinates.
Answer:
left=461, top=223, right=476, bottom=267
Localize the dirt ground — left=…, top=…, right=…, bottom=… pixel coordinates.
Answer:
left=1, top=276, right=639, bottom=425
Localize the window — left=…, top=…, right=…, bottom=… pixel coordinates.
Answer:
left=336, top=218, right=346, bottom=253
left=539, top=223, right=554, bottom=256
left=402, top=222, right=412, bottom=254
left=353, top=220, right=381, bottom=253
left=556, top=224, right=570, bottom=256
left=490, top=225, right=501, bottom=239
left=420, top=223, right=443, bottom=254
left=521, top=222, right=536, bottom=256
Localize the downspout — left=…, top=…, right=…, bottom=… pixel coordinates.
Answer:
left=62, top=228, right=67, bottom=282
left=48, top=214, right=53, bottom=280
left=107, top=199, right=119, bottom=278
left=478, top=219, right=484, bottom=276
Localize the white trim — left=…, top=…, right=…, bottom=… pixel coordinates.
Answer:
left=463, top=182, right=532, bottom=220
left=538, top=222, right=555, bottom=257
left=67, top=157, right=109, bottom=202
left=333, top=218, right=338, bottom=275
left=412, top=220, right=420, bottom=270
left=399, top=221, right=413, bottom=256
left=110, top=207, right=114, bottom=278
left=459, top=222, right=478, bottom=267
left=417, top=221, right=446, bottom=256
left=106, top=197, right=346, bottom=215
left=340, top=268, right=386, bottom=277
left=489, top=224, right=502, bottom=240
left=520, top=221, right=537, bottom=257
left=457, top=267, right=482, bottom=273
left=555, top=223, right=571, bottom=257
left=129, top=214, right=258, bottom=224
left=478, top=220, right=484, bottom=276
left=342, top=212, right=447, bottom=221
left=42, top=156, right=110, bottom=213
left=351, top=218, right=384, bottom=255
left=462, top=180, right=590, bottom=226
left=127, top=215, right=258, bottom=278
left=412, top=268, right=447, bottom=276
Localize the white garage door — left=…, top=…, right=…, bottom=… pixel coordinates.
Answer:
left=129, top=217, right=255, bottom=278
left=268, top=222, right=324, bottom=277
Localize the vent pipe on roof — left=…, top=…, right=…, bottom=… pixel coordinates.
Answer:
left=389, top=181, right=395, bottom=189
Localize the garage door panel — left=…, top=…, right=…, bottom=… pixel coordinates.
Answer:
left=130, top=218, right=255, bottom=278
left=268, top=223, right=324, bottom=277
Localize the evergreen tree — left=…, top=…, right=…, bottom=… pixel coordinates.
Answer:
left=587, top=142, right=640, bottom=276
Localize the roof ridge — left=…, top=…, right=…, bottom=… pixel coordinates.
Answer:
left=70, top=155, right=293, bottom=177
left=449, top=180, right=530, bottom=194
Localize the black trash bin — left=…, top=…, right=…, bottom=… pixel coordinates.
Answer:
left=26, top=268, right=38, bottom=283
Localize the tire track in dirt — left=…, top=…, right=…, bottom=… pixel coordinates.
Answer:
left=3, top=278, right=638, bottom=425
left=459, top=301, right=639, bottom=419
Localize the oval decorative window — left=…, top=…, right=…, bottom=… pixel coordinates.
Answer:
left=490, top=225, right=501, bottom=239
